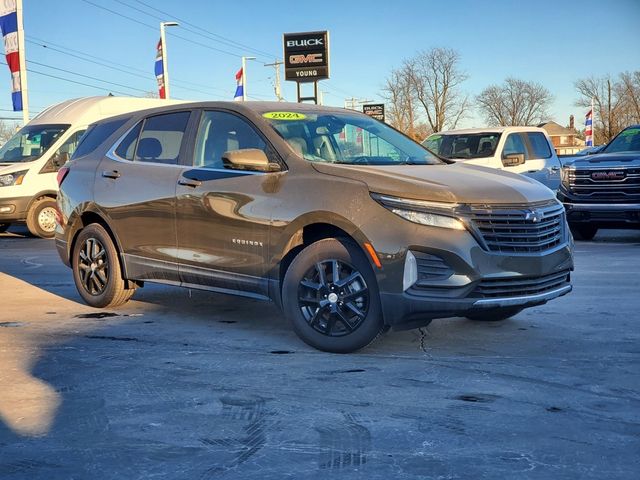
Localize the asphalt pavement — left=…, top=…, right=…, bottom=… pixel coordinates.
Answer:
left=1, top=224, right=639, bottom=479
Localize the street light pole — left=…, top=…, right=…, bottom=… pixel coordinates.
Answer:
left=241, top=56, right=256, bottom=101
left=160, top=21, right=179, bottom=99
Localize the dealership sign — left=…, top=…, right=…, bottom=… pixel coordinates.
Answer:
left=363, top=104, right=385, bottom=122
left=283, top=31, right=330, bottom=82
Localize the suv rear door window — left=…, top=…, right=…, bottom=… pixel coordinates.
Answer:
left=527, top=132, right=552, bottom=158
left=134, top=112, right=190, bottom=165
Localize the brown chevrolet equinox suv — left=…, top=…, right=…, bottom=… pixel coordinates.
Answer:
left=55, top=102, right=574, bottom=352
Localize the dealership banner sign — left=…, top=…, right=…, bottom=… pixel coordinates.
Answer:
left=283, top=31, right=330, bottom=82
left=363, top=104, right=385, bottom=122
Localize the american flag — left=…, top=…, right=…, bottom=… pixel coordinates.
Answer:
left=154, top=38, right=165, bottom=99
left=233, top=68, right=243, bottom=101
left=585, top=107, right=593, bottom=147
left=0, top=0, right=23, bottom=111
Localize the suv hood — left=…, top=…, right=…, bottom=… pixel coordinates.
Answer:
left=563, top=152, right=640, bottom=168
left=312, top=162, right=554, bottom=205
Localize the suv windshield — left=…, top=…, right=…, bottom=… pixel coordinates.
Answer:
left=603, top=127, right=640, bottom=153
left=0, top=124, right=69, bottom=163
left=263, top=110, right=441, bottom=165
left=423, top=133, right=502, bottom=159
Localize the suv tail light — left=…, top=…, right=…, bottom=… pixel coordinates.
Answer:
left=57, top=166, right=70, bottom=186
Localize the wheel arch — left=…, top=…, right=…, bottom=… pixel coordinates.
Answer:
left=272, top=213, right=376, bottom=307
left=68, top=207, right=130, bottom=282
left=26, top=190, right=57, bottom=212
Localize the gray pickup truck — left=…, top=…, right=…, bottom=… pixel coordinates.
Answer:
left=558, top=125, right=640, bottom=240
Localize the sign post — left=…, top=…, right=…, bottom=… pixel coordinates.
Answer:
left=283, top=31, right=330, bottom=104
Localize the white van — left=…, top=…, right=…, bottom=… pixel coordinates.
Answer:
left=422, top=126, right=562, bottom=191
left=0, top=96, right=184, bottom=237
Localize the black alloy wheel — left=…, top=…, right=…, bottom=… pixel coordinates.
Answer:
left=283, top=238, right=384, bottom=353
left=77, top=236, right=109, bottom=295
left=298, top=259, right=369, bottom=337
left=72, top=223, right=135, bottom=308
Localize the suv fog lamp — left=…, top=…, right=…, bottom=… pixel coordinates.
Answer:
left=403, top=251, right=418, bottom=291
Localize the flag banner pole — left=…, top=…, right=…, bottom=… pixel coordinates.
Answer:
left=16, top=0, right=28, bottom=124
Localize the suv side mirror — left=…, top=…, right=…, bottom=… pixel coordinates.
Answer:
left=502, top=153, right=525, bottom=167
left=222, top=149, right=280, bottom=172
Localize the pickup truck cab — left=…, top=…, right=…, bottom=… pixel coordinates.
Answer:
left=0, top=96, right=184, bottom=237
left=423, top=127, right=561, bottom=191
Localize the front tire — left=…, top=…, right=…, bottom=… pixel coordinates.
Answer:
left=26, top=197, right=58, bottom=238
left=282, top=238, right=384, bottom=353
left=569, top=223, right=598, bottom=241
left=466, top=307, right=523, bottom=322
left=72, top=224, right=134, bottom=308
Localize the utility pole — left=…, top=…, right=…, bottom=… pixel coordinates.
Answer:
left=264, top=59, right=284, bottom=101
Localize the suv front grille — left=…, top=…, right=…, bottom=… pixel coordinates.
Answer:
left=567, top=167, right=640, bottom=202
left=472, top=270, right=571, bottom=298
left=469, top=201, right=565, bottom=254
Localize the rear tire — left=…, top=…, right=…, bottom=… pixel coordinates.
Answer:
left=466, top=307, right=523, bottom=322
left=282, top=238, right=384, bottom=353
left=26, top=197, right=58, bottom=238
left=569, top=223, right=598, bottom=241
left=72, top=224, right=134, bottom=308
left=0, top=223, right=10, bottom=233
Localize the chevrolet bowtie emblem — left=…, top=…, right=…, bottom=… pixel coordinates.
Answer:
left=525, top=210, right=543, bottom=223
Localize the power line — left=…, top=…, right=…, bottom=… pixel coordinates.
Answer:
left=26, top=38, right=227, bottom=98
left=131, top=0, right=277, bottom=59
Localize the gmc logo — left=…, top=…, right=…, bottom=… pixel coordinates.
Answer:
left=286, top=39, right=323, bottom=47
left=289, top=53, right=323, bottom=64
left=591, top=171, right=626, bottom=181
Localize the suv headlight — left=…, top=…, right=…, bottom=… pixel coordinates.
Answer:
left=372, top=193, right=466, bottom=230
left=0, top=170, right=27, bottom=187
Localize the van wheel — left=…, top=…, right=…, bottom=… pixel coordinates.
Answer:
left=282, top=238, right=384, bottom=353
left=72, top=224, right=134, bottom=308
left=466, top=307, right=523, bottom=322
left=569, top=224, right=598, bottom=241
left=0, top=223, right=9, bottom=233
left=26, top=197, right=58, bottom=238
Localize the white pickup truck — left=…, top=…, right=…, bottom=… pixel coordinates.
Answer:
left=422, top=126, right=561, bottom=191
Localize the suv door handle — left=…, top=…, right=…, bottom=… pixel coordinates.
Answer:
left=102, top=170, right=121, bottom=179
left=551, top=166, right=560, bottom=171
left=178, top=178, right=202, bottom=188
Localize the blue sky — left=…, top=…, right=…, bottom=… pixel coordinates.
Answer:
left=3, top=0, right=639, bottom=128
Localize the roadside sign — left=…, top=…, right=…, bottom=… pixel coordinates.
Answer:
left=363, top=104, right=385, bottom=122
left=283, top=31, right=330, bottom=83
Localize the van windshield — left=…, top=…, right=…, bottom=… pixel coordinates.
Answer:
left=263, top=110, right=441, bottom=165
left=0, top=124, right=69, bottom=163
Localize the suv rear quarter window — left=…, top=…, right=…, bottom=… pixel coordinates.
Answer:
left=72, top=118, right=128, bottom=159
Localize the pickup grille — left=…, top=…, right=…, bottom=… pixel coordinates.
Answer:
left=567, top=167, right=640, bottom=202
left=469, top=201, right=565, bottom=254
left=472, top=270, right=571, bottom=298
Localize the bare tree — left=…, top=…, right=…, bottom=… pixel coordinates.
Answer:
left=574, top=75, right=626, bottom=143
left=476, top=78, right=553, bottom=126
left=407, top=48, right=469, bottom=132
left=617, top=71, right=640, bottom=125
left=0, top=120, right=19, bottom=145
left=382, top=66, right=417, bottom=137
